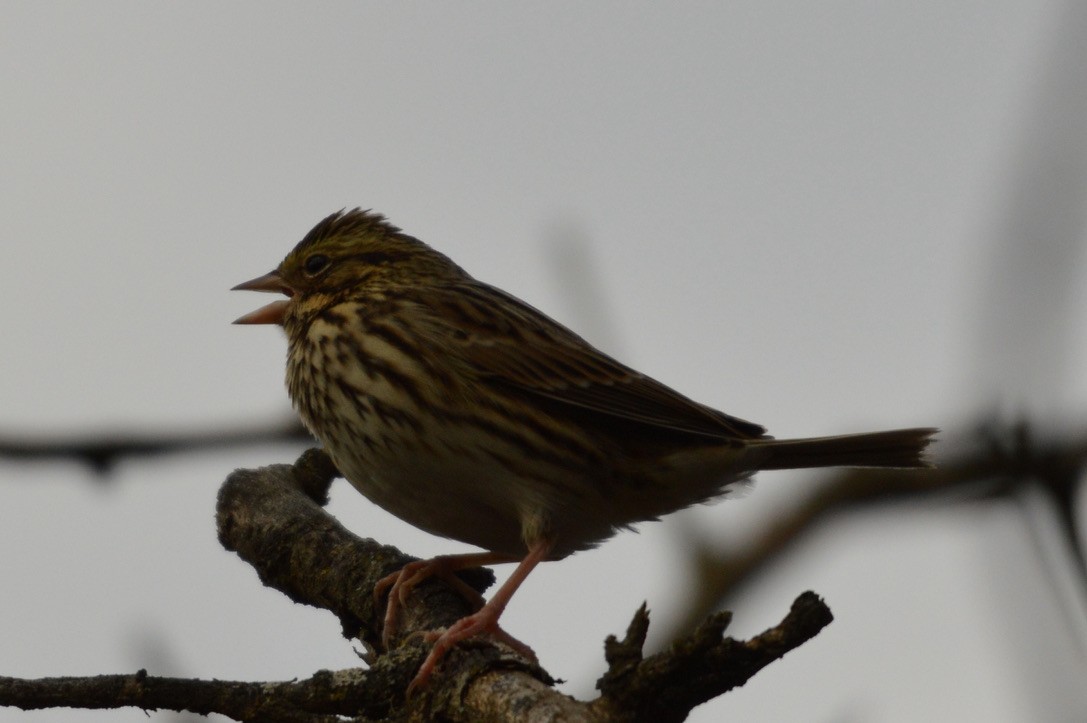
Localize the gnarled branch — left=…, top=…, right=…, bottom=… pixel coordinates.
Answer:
left=0, top=449, right=832, bottom=721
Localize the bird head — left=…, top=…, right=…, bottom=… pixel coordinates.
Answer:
left=232, top=208, right=464, bottom=325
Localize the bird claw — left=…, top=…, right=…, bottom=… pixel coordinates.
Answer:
left=374, top=556, right=491, bottom=649
left=420, top=621, right=536, bottom=661
left=408, top=612, right=537, bottom=692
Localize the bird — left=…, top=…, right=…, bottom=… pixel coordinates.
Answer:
left=233, top=208, right=935, bottom=688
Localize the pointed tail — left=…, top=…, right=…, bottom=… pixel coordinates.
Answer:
left=750, top=428, right=937, bottom=470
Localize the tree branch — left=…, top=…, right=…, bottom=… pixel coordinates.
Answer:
left=0, top=419, right=310, bottom=475
left=1, top=449, right=833, bottom=721
left=592, top=592, right=832, bottom=723
left=213, top=449, right=831, bottom=720
left=0, top=668, right=379, bottom=722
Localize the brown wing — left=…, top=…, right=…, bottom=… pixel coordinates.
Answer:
left=426, top=282, right=767, bottom=441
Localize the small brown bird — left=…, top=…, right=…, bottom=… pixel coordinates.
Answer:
left=234, top=208, right=935, bottom=688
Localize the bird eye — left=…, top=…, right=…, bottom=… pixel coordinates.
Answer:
left=303, top=254, right=330, bottom=276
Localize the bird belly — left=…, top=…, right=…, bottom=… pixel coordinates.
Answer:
left=329, top=431, right=538, bottom=556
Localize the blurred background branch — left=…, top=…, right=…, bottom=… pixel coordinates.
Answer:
left=668, top=421, right=1087, bottom=640
left=0, top=419, right=309, bottom=476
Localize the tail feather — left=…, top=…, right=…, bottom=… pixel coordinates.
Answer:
left=751, top=428, right=936, bottom=470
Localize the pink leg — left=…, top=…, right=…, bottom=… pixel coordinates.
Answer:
left=375, top=551, right=516, bottom=648
left=409, top=538, right=554, bottom=692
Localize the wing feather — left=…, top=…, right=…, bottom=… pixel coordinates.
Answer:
left=426, top=283, right=767, bottom=441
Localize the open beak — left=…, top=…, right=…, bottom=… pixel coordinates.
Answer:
left=231, top=270, right=294, bottom=325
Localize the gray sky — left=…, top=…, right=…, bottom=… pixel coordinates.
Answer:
left=3, top=3, right=1086, bottom=721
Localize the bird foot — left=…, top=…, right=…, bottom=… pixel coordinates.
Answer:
left=409, top=610, right=537, bottom=692
left=377, top=544, right=550, bottom=692
left=374, top=554, right=498, bottom=648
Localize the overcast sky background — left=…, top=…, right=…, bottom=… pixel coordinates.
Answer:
left=3, top=3, right=1087, bottom=721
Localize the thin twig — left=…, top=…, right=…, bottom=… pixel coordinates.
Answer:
left=0, top=419, right=310, bottom=474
